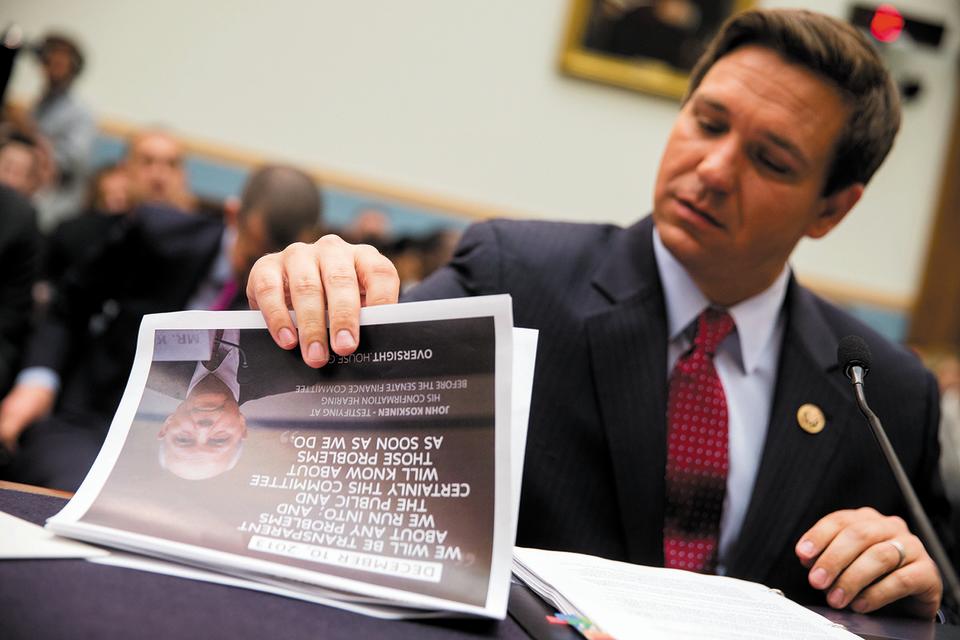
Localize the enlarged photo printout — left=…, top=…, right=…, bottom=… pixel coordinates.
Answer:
left=48, top=297, right=515, bottom=617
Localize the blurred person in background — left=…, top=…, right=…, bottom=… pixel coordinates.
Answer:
left=417, top=228, right=460, bottom=278
left=342, top=209, right=461, bottom=291
left=39, top=129, right=196, bottom=292
left=124, top=129, right=198, bottom=213
left=3, top=32, right=95, bottom=230
left=43, top=162, right=130, bottom=285
left=0, top=164, right=322, bottom=490
left=382, top=236, right=425, bottom=293
left=33, top=128, right=193, bottom=311
left=0, top=132, right=42, bottom=198
left=343, top=205, right=393, bottom=249
left=381, top=229, right=461, bottom=293
left=0, top=184, right=40, bottom=402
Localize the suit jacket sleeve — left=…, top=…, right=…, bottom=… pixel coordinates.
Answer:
left=22, top=215, right=135, bottom=376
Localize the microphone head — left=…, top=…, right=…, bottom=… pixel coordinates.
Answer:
left=837, top=335, right=872, bottom=377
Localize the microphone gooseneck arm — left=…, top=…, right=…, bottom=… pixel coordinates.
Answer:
left=848, top=365, right=960, bottom=614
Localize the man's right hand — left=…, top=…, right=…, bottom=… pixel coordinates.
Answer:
left=246, top=235, right=400, bottom=368
left=0, top=384, right=56, bottom=451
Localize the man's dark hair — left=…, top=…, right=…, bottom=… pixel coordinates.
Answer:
left=239, top=165, right=322, bottom=249
left=35, top=32, right=85, bottom=76
left=686, top=9, right=900, bottom=195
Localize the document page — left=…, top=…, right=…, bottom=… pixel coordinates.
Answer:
left=47, top=296, right=518, bottom=618
left=76, top=325, right=538, bottom=621
left=514, top=547, right=858, bottom=640
left=0, top=511, right=109, bottom=559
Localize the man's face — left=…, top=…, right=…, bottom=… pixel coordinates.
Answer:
left=96, top=169, right=130, bottom=214
left=0, top=143, right=40, bottom=196
left=653, top=46, right=859, bottom=302
left=126, top=134, right=187, bottom=207
left=42, top=45, right=76, bottom=88
left=158, top=374, right=246, bottom=480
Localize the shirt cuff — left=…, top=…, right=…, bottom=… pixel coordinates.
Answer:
left=15, top=367, right=61, bottom=393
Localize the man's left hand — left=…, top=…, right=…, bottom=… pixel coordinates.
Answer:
left=795, top=507, right=942, bottom=618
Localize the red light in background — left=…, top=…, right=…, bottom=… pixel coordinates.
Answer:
left=871, top=4, right=905, bottom=43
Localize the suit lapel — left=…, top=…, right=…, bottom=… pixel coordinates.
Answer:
left=727, top=281, right=861, bottom=581
left=586, top=217, right=669, bottom=565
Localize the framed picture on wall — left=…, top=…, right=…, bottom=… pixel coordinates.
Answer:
left=559, top=0, right=755, bottom=99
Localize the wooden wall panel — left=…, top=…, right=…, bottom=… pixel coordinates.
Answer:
left=909, top=90, right=960, bottom=351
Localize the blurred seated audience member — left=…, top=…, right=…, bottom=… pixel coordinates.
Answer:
left=383, top=237, right=425, bottom=292
left=343, top=205, right=392, bottom=249
left=382, top=228, right=461, bottom=292
left=3, top=33, right=95, bottom=230
left=35, top=130, right=215, bottom=311
left=0, top=185, right=41, bottom=400
left=417, top=228, right=460, bottom=279
left=35, top=127, right=192, bottom=309
left=0, top=132, right=42, bottom=198
left=124, top=129, right=198, bottom=213
left=0, top=164, right=322, bottom=490
left=43, top=163, right=130, bottom=284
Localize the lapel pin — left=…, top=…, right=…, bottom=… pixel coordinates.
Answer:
left=797, top=403, right=826, bottom=434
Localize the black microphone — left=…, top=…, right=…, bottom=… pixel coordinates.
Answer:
left=837, top=335, right=960, bottom=614
left=838, top=335, right=870, bottom=384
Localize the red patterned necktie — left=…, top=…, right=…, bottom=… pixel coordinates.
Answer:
left=663, top=307, right=735, bottom=573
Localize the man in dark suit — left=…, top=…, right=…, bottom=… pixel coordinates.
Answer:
left=1, top=130, right=203, bottom=454
left=0, top=185, right=41, bottom=397
left=147, top=328, right=308, bottom=480
left=251, top=9, right=950, bottom=618
left=0, top=162, right=322, bottom=490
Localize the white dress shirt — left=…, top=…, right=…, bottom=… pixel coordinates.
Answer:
left=188, top=328, right=242, bottom=403
left=652, top=230, right=790, bottom=572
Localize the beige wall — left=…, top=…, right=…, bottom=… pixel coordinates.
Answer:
left=6, top=0, right=959, bottom=303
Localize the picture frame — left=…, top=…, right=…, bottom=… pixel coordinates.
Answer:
left=559, top=0, right=755, bottom=99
